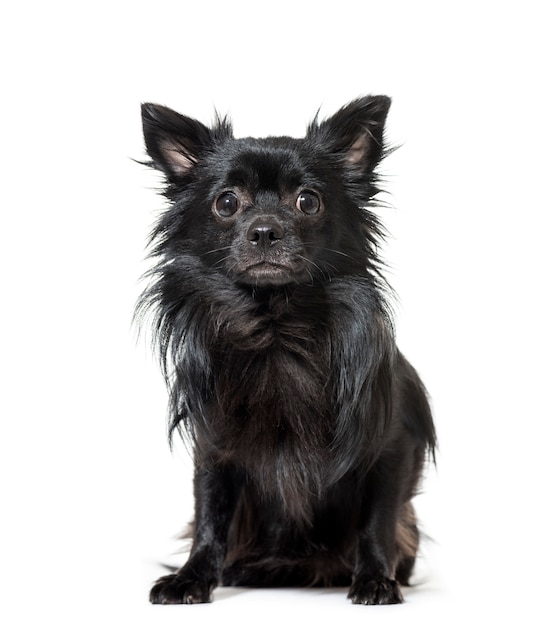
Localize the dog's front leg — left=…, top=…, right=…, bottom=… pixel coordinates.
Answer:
left=150, top=464, right=239, bottom=604
left=348, top=473, right=405, bottom=605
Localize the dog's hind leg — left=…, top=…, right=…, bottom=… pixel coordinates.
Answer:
left=394, top=502, right=420, bottom=586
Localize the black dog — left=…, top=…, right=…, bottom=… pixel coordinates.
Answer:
left=138, top=96, right=436, bottom=605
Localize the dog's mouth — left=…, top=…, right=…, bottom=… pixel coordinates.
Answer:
left=239, top=261, right=299, bottom=286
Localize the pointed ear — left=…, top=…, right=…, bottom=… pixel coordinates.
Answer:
left=141, top=103, right=227, bottom=181
left=307, top=95, right=391, bottom=172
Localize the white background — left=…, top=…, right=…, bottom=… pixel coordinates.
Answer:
left=1, top=1, right=556, bottom=624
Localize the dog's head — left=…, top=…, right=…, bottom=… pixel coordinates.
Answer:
left=141, top=96, right=390, bottom=288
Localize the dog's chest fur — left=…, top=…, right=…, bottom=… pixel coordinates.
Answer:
left=208, top=290, right=335, bottom=521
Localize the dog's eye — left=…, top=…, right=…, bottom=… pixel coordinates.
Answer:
left=215, top=192, right=239, bottom=217
left=296, top=190, right=321, bottom=215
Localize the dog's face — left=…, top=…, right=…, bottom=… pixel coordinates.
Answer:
left=188, top=136, right=331, bottom=287
left=142, top=97, right=391, bottom=287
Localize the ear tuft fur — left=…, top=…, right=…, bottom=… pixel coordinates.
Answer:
left=307, top=95, right=391, bottom=172
left=141, top=103, right=232, bottom=181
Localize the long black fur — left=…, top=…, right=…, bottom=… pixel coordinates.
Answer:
left=137, top=96, right=436, bottom=605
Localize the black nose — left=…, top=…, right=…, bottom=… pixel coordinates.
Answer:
left=247, top=217, right=285, bottom=248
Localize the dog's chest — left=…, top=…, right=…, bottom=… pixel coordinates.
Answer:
left=216, top=320, right=331, bottom=420
left=211, top=312, right=334, bottom=467
left=214, top=330, right=335, bottom=520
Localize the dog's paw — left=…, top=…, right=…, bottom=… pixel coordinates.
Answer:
left=149, top=573, right=213, bottom=605
left=348, top=576, right=403, bottom=605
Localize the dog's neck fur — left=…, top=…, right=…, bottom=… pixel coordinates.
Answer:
left=160, top=274, right=394, bottom=524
